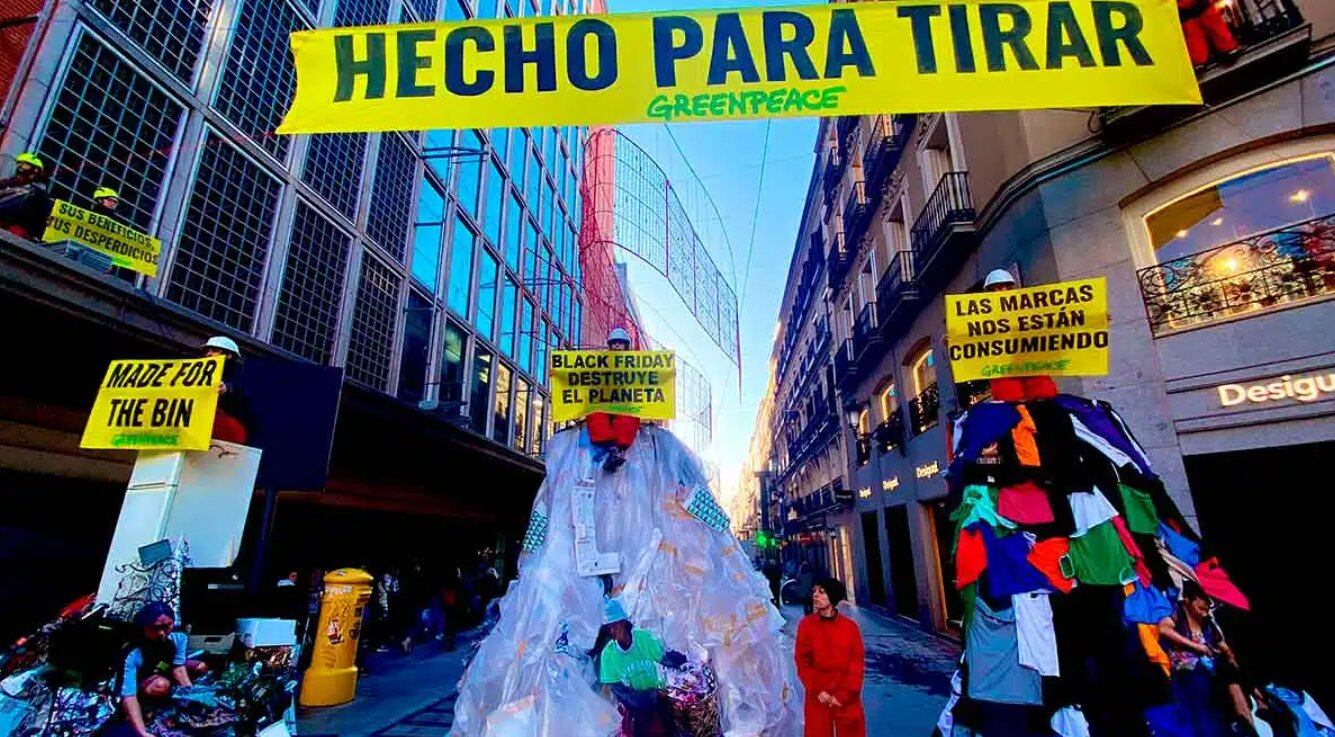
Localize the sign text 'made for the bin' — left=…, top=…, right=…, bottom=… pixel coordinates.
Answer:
left=80, top=356, right=225, bottom=452
left=278, top=0, right=1199, bottom=133
left=549, top=350, right=676, bottom=422
left=944, top=277, right=1109, bottom=382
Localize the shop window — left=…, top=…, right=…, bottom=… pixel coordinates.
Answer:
left=398, top=291, right=432, bottom=403
left=492, top=362, right=512, bottom=443
left=531, top=392, right=547, bottom=454
left=470, top=348, right=493, bottom=433
left=907, top=343, right=940, bottom=437
left=513, top=378, right=530, bottom=451
left=1141, top=156, right=1335, bottom=334
left=440, top=321, right=467, bottom=404
left=499, top=277, right=518, bottom=357
left=878, top=381, right=899, bottom=421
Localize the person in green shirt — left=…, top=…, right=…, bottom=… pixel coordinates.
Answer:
left=596, top=597, right=686, bottom=736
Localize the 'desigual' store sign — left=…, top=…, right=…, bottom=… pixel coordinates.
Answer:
left=1216, top=370, right=1335, bottom=407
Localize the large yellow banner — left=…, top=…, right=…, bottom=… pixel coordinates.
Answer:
left=278, top=0, right=1198, bottom=133
left=550, top=350, right=676, bottom=422
left=43, top=199, right=161, bottom=277
left=945, top=277, right=1109, bottom=382
left=81, top=357, right=225, bottom=452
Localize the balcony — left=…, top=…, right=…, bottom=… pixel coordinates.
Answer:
left=843, top=180, right=871, bottom=249
left=851, top=301, right=882, bottom=365
left=1101, top=0, right=1309, bottom=135
left=864, top=114, right=915, bottom=195
left=833, top=338, right=854, bottom=387
left=1138, top=213, right=1335, bottom=337
left=836, top=116, right=860, bottom=159
left=855, top=434, right=872, bottom=467
left=875, top=410, right=906, bottom=453
left=875, top=250, right=920, bottom=339
left=908, top=383, right=941, bottom=437
left=828, top=230, right=855, bottom=290
left=910, top=172, right=977, bottom=289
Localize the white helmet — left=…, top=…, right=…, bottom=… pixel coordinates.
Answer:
left=984, top=268, right=1018, bottom=289
left=202, top=335, right=241, bottom=357
left=607, top=327, right=631, bottom=346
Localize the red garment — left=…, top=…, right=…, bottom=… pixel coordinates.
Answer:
left=1027, top=537, right=1075, bottom=593
left=1179, top=0, right=1238, bottom=65
left=989, top=376, right=1058, bottom=402
left=212, top=409, right=248, bottom=444
left=1112, top=516, right=1153, bottom=586
left=956, top=527, right=987, bottom=589
left=796, top=612, right=866, bottom=737
left=997, top=481, right=1055, bottom=525
left=586, top=411, right=640, bottom=449
left=3, top=224, right=32, bottom=238
left=1194, top=557, right=1250, bottom=611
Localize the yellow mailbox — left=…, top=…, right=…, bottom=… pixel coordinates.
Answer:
left=299, top=568, right=374, bottom=707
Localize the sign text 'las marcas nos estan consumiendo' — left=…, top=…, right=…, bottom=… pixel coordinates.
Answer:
left=945, top=277, right=1109, bottom=382
left=80, top=356, right=225, bottom=452
left=550, top=350, right=676, bottom=422
left=278, top=0, right=1199, bottom=133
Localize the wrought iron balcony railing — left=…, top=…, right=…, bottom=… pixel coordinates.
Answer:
left=837, top=116, right=860, bottom=158
left=908, top=383, right=941, bottom=437
left=852, top=301, right=879, bottom=358
left=875, top=411, right=905, bottom=453
left=876, top=250, right=917, bottom=329
left=865, top=114, right=914, bottom=194
left=855, top=433, right=872, bottom=467
left=1138, top=213, right=1335, bottom=336
left=828, top=230, right=855, bottom=289
left=823, top=148, right=847, bottom=206
left=911, top=172, right=976, bottom=277
left=843, top=179, right=870, bottom=247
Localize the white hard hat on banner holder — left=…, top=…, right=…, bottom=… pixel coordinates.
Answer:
left=984, top=268, right=1019, bottom=290
left=607, top=327, right=632, bottom=346
left=202, top=335, right=242, bottom=358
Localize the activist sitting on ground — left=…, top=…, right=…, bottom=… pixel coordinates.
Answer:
left=98, top=602, right=207, bottom=737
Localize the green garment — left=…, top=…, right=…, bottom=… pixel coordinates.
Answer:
left=1118, top=484, right=1160, bottom=535
left=599, top=628, right=666, bottom=691
left=951, top=485, right=1014, bottom=536
left=1068, top=520, right=1135, bottom=585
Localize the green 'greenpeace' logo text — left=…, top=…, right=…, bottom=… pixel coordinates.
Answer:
left=111, top=432, right=181, bottom=447
left=646, top=86, right=847, bottom=121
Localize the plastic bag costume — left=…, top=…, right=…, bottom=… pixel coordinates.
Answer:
left=450, top=425, right=802, bottom=737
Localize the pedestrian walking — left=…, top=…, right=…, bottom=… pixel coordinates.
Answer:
left=795, top=578, right=866, bottom=737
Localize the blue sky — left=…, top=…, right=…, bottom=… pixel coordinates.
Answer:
left=605, top=0, right=821, bottom=500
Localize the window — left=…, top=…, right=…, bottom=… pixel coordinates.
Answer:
left=303, top=133, right=367, bottom=219
left=518, top=299, right=535, bottom=372
left=367, top=134, right=417, bottom=261
left=477, top=0, right=497, bottom=17
left=500, top=277, right=519, bottom=356
left=37, top=34, right=184, bottom=232
left=272, top=201, right=350, bottom=364
left=215, top=0, right=304, bottom=159
left=347, top=254, right=401, bottom=391
left=425, top=130, right=455, bottom=180
left=508, top=130, right=528, bottom=182
left=857, top=408, right=870, bottom=435
left=167, top=133, right=279, bottom=330
left=89, top=0, right=212, bottom=82
left=1140, top=156, right=1335, bottom=334
left=571, top=299, right=582, bottom=346
left=456, top=130, right=485, bottom=217
left=505, top=190, right=524, bottom=268
left=476, top=249, right=500, bottom=340
left=545, top=126, right=558, bottom=167
left=447, top=215, right=476, bottom=316
left=514, top=378, right=530, bottom=451
left=536, top=322, right=552, bottom=383
left=412, top=177, right=446, bottom=290
left=532, top=392, right=547, bottom=454
left=470, top=349, right=493, bottom=433
left=910, top=348, right=937, bottom=395
left=526, top=149, right=542, bottom=211
left=492, top=362, right=512, bottom=443
left=491, top=128, right=509, bottom=163
left=440, top=320, right=467, bottom=403
left=525, top=219, right=541, bottom=283
left=399, top=291, right=432, bottom=403
left=878, top=382, right=899, bottom=421
left=545, top=180, right=558, bottom=235
left=484, top=160, right=506, bottom=246
left=444, top=0, right=468, bottom=18
left=334, top=0, right=391, bottom=26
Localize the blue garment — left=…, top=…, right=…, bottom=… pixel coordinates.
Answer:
left=980, top=526, right=1052, bottom=599
left=954, top=403, right=1023, bottom=464
left=1159, top=523, right=1202, bottom=567
left=1124, top=581, right=1174, bottom=625
left=1053, top=395, right=1154, bottom=476
left=1146, top=668, right=1229, bottom=737
left=120, top=632, right=188, bottom=698
left=1266, top=686, right=1335, bottom=737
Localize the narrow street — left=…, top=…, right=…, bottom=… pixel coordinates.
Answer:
left=298, top=604, right=958, bottom=736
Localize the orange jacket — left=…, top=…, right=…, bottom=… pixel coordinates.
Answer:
left=795, top=612, right=865, bottom=706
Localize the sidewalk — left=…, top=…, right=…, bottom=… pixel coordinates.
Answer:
left=780, top=603, right=960, bottom=735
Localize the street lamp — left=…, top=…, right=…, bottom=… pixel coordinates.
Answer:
left=844, top=406, right=861, bottom=431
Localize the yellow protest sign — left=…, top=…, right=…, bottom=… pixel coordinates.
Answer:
left=277, top=0, right=1198, bottom=134
left=945, top=277, right=1109, bottom=382
left=43, top=199, right=161, bottom=277
left=550, top=350, right=676, bottom=422
left=80, top=357, right=225, bottom=452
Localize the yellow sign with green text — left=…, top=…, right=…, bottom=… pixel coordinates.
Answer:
left=277, top=0, right=1199, bottom=134
left=43, top=200, right=161, bottom=277
left=945, top=277, right=1109, bottom=382
left=550, top=350, right=676, bottom=422
left=80, top=357, right=225, bottom=452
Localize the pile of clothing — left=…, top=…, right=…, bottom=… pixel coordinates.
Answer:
left=937, top=393, right=1248, bottom=737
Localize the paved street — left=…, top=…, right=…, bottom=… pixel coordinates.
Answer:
left=298, top=603, right=958, bottom=736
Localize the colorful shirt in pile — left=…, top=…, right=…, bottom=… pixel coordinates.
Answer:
left=1068, top=520, right=1135, bottom=585
left=599, top=628, right=666, bottom=691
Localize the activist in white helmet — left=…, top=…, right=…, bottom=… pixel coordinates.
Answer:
left=606, top=326, right=632, bottom=350
left=201, top=335, right=242, bottom=359
left=984, top=268, right=1019, bottom=292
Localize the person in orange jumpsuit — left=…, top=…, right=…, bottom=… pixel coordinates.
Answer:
left=586, top=327, right=640, bottom=472
left=1179, top=0, right=1240, bottom=68
left=795, top=578, right=865, bottom=737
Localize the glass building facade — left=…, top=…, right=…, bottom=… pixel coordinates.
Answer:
left=11, top=0, right=588, bottom=457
